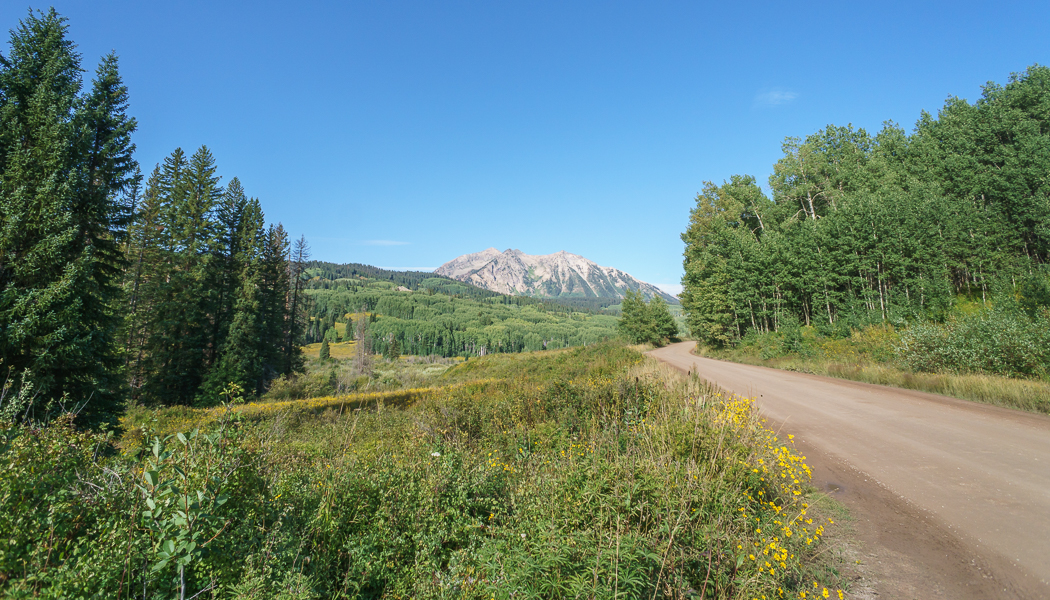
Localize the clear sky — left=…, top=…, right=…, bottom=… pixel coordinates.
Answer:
left=6, top=1, right=1048, bottom=293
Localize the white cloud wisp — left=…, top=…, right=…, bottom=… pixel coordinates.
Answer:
left=753, top=89, right=798, bottom=107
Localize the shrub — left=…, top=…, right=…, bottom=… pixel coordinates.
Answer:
left=897, top=308, right=1050, bottom=379
left=1, top=342, right=842, bottom=599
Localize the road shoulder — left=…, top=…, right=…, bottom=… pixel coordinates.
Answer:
left=651, top=344, right=1044, bottom=599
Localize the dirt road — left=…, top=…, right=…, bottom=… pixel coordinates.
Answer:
left=649, top=342, right=1050, bottom=599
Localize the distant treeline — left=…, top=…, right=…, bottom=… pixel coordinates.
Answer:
left=306, top=260, right=623, bottom=314
left=303, top=265, right=619, bottom=357
left=683, top=65, right=1050, bottom=346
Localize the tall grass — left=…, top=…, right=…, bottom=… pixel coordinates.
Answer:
left=1, top=342, right=845, bottom=599
left=705, top=321, right=1050, bottom=414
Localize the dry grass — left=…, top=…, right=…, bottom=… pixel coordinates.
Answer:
left=705, top=351, right=1050, bottom=415
left=303, top=340, right=357, bottom=359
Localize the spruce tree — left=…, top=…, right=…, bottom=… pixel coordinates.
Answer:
left=0, top=10, right=138, bottom=420
left=319, top=337, right=330, bottom=360
left=286, top=235, right=310, bottom=374
left=257, top=223, right=290, bottom=382
left=140, top=146, right=223, bottom=405
left=210, top=177, right=251, bottom=365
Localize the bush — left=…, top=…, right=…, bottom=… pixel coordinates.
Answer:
left=897, top=307, right=1050, bottom=379
left=0, top=342, right=842, bottom=599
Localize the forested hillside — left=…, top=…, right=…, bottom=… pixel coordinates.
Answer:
left=303, top=262, right=619, bottom=356
left=682, top=65, right=1050, bottom=346
left=0, top=11, right=306, bottom=420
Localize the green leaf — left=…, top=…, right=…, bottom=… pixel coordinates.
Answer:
left=144, top=470, right=159, bottom=487
left=146, top=498, right=156, bottom=510
left=162, top=539, right=175, bottom=554
left=176, top=432, right=188, bottom=445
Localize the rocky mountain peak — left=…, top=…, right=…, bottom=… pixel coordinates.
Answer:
left=435, top=248, right=677, bottom=303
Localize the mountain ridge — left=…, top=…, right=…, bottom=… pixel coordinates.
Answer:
left=436, top=248, right=678, bottom=304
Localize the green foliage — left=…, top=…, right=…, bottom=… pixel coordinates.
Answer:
left=1018, top=270, right=1050, bottom=319
left=318, top=338, right=330, bottom=360
left=137, top=428, right=232, bottom=595
left=0, top=9, right=307, bottom=413
left=682, top=65, right=1050, bottom=349
left=0, top=342, right=841, bottom=598
left=384, top=336, right=401, bottom=359
left=897, top=306, right=1050, bottom=379
left=304, top=268, right=619, bottom=358
left=0, top=411, right=257, bottom=598
left=0, top=9, right=139, bottom=422
left=123, top=146, right=303, bottom=406
left=618, top=290, right=679, bottom=346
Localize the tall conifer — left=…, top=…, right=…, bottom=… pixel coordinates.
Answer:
left=0, top=10, right=138, bottom=420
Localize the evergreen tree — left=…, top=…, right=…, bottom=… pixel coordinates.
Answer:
left=344, top=316, right=353, bottom=341
left=319, top=337, right=330, bottom=360
left=0, top=10, right=138, bottom=420
left=257, top=223, right=290, bottom=382
left=136, top=146, right=224, bottom=405
left=209, top=177, right=251, bottom=364
left=201, top=267, right=263, bottom=401
left=285, top=235, right=310, bottom=374
left=385, top=336, right=401, bottom=360
left=354, top=306, right=373, bottom=375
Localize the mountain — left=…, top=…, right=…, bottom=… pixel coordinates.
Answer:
left=435, top=248, right=678, bottom=304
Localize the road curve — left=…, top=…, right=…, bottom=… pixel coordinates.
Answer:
left=649, top=342, right=1050, bottom=598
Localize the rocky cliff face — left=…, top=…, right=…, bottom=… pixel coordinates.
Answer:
left=435, top=248, right=677, bottom=303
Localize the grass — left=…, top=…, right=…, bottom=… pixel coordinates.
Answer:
left=700, top=325, right=1050, bottom=415
left=304, top=339, right=358, bottom=359
left=2, top=342, right=851, bottom=599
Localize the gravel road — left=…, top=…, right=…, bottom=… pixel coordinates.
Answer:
left=649, top=341, right=1050, bottom=599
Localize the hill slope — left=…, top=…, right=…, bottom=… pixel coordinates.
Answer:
left=436, top=248, right=678, bottom=303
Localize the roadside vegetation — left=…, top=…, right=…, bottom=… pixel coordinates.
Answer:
left=617, top=290, right=681, bottom=347
left=699, top=298, right=1050, bottom=414
left=679, top=64, right=1050, bottom=414
left=1, top=341, right=848, bottom=599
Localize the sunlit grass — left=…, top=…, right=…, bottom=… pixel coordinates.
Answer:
left=8, top=342, right=850, bottom=598
left=704, top=324, right=1050, bottom=415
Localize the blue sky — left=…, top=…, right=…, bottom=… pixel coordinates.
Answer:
left=7, top=1, right=1048, bottom=293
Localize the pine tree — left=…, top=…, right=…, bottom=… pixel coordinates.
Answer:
left=285, top=236, right=310, bottom=374
left=139, top=146, right=223, bottom=405
left=257, top=223, right=290, bottom=383
left=344, top=316, right=353, bottom=341
left=319, top=337, right=330, bottom=360
left=385, top=336, right=401, bottom=360
left=210, top=177, right=251, bottom=364
left=0, top=10, right=138, bottom=420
